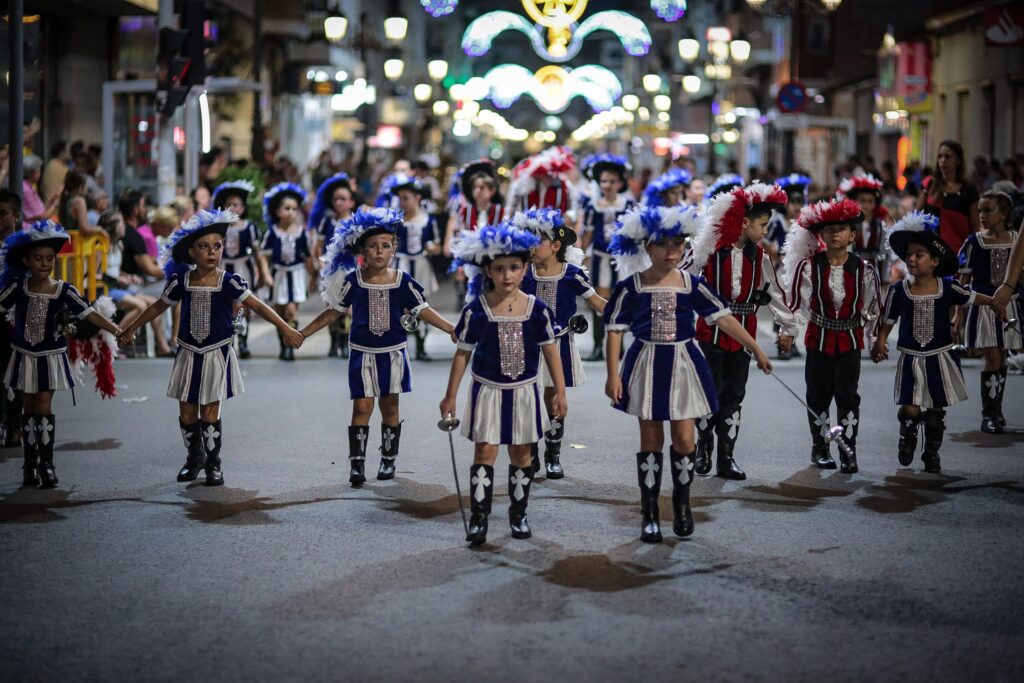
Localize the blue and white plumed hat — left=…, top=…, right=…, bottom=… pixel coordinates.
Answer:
left=375, top=172, right=427, bottom=208
left=609, top=204, right=702, bottom=278
left=776, top=173, right=812, bottom=199
left=262, top=182, right=307, bottom=227
left=642, top=167, right=692, bottom=206
left=160, top=209, right=238, bottom=280
left=584, top=153, right=632, bottom=182
left=307, top=172, right=352, bottom=231
left=706, top=173, right=745, bottom=200
left=211, top=179, right=256, bottom=210
left=0, top=220, right=71, bottom=289
left=451, top=221, right=541, bottom=301
left=320, top=207, right=404, bottom=308
left=885, top=209, right=958, bottom=277
left=510, top=208, right=585, bottom=266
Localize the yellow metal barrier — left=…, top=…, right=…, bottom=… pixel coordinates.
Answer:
left=56, top=232, right=110, bottom=300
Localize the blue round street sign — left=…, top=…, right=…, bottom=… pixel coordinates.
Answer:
left=776, top=81, right=808, bottom=114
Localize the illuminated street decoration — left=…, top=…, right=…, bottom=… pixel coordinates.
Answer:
left=462, top=9, right=651, bottom=62
left=651, top=0, right=687, bottom=21
left=420, top=0, right=459, bottom=17
left=483, top=63, right=622, bottom=114
left=521, top=0, right=589, bottom=57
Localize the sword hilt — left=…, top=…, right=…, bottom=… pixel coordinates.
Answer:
left=438, top=416, right=461, bottom=432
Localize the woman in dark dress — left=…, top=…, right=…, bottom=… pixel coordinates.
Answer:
left=917, top=140, right=980, bottom=255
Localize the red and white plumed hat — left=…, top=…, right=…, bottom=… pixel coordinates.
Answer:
left=781, top=198, right=862, bottom=286
left=837, top=173, right=883, bottom=201
left=687, top=182, right=787, bottom=273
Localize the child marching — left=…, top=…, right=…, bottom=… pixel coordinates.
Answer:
left=686, top=183, right=801, bottom=480
left=392, top=175, right=441, bottom=361
left=442, top=223, right=567, bottom=546
left=118, top=210, right=303, bottom=485
left=211, top=180, right=270, bottom=359
left=308, top=172, right=357, bottom=358
left=605, top=205, right=772, bottom=543
left=873, top=211, right=995, bottom=473
left=303, top=207, right=454, bottom=486
left=786, top=198, right=881, bottom=473
left=0, top=221, right=123, bottom=488
left=514, top=207, right=606, bottom=478
left=261, top=182, right=310, bottom=361
left=837, top=173, right=891, bottom=274
left=957, top=190, right=1021, bottom=433
left=578, top=154, right=634, bottom=361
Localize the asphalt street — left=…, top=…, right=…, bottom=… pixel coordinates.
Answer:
left=2, top=297, right=1022, bottom=682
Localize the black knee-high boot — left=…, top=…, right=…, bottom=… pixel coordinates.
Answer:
left=837, top=408, right=859, bottom=474
left=377, top=422, right=401, bottom=480
left=921, top=409, right=945, bottom=474
left=587, top=314, right=605, bottom=361
left=995, top=368, right=1008, bottom=427
left=714, top=408, right=746, bottom=480
left=981, top=371, right=1001, bottom=433
left=20, top=415, right=38, bottom=487
left=348, top=425, right=369, bottom=486
left=694, top=416, right=715, bottom=475
left=808, top=408, right=837, bottom=469
left=508, top=464, right=533, bottom=539
left=276, top=328, right=286, bottom=360
left=543, top=416, right=564, bottom=479
left=6, top=390, right=23, bottom=447
left=414, top=330, right=431, bottom=361
left=467, top=464, right=494, bottom=546
left=282, top=321, right=297, bottom=361
left=530, top=442, right=540, bottom=475
left=176, top=420, right=206, bottom=482
left=236, top=315, right=251, bottom=359
left=669, top=448, right=695, bottom=537
left=897, top=407, right=922, bottom=466
left=636, top=451, right=663, bottom=543
left=35, top=415, right=57, bottom=489
left=201, top=419, right=224, bottom=486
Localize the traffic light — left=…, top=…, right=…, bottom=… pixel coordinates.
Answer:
left=155, top=1, right=206, bottom=116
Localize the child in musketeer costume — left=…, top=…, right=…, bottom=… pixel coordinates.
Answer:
left=0, top=220, right=123, bottom=488
left=211, top=180, right=270, bottom=359
left=958, top=190, right=1021, bottom=433
left=641, top=167, right=691, bottom=209
left=118, top=210, right=303, bottom=485
left=261, top=182, right=310, bottom=361
left=507, top=146, right=576, bottom=215
left=578, top=154, right=634, bottom=362
left=786, top=198, right=881, bottom=473
left=515, top=207, right=606, bottom=479
left=873, top=211, right=995, bottom=473
left=442, top=223, right=567, bottom=546
left=303, top=207, right=454, bottom=486
left=837, top=173, right=891, bottom=275
left=686, top=183, right=801, bottom=480
left=308, top=172, right=357, bottom=358
left=392, top=174, right=441, bottom=361
left=605, top=205, right=772, bottom=543
left=444, top=160, right=505, bottom=308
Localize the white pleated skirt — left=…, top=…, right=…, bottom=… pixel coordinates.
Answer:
left=894, top=349, right=968, bottom=409
left=541, top=332, right=585, bottom=388
left=271, top=264, right=308, bottom=305
left=964, top=300, right=1023, bottom=350
left=461, top=376, right=549, bottom=446
left=167, top=341, right=243, bottom=405
left=396, top=253, right=438, bottom=296
left=348, top=344, right=412, bottom=399
left=4, top=348, right=74, bottom=393
left=615, top=339, right=718, bottom=421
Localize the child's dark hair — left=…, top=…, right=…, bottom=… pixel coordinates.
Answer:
left=981, top=190, right=1013, bottom=228
left=0, top=189, right=22, bottom=213
left=543, top=234, right=569, bottom=262
left=747, top=205, right=775, bottom=221
left=481, top=251, right=531, bottom=291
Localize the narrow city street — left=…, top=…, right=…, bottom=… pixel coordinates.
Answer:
left=2, top=310, right=1022, bottom=681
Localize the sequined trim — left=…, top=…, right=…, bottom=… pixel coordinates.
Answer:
left=990, top=246, right=1009, bottom=287
left=225, top=226, right=241, bottom=258
left=536, top=279, right=558, bottom=316
left=497, top=321, right=526, bottom=378
left=24, top=295, right=48, bottom=345
left=189, top=290, right=212, bottom=344
left=651, top=291, right=677, bottom=342
left=368, top=288, right=390, bottom=336
left=912, top=299, right=935, bottom=347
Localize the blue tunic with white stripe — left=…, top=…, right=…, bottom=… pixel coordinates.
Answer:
left=331, top=269, right=428, bottom=351
left=0, top=279, right=93, bottom=354
left=521, top=263, right=594, bottom=388
left=161, top=271, right=251, bottom=350
left=454, top=294, right=557, bottom=385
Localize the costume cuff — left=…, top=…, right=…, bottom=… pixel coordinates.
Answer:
left=236, top=289, right=252, bottom=303
left=538, top=337, right=556, bottom=346
left=965, top=291, right=977, bottom=306
left=704, top=309, right=731, bottom=324
left=410, top=302, right=430, bottom=315
left=456, top=342, right=475, bottom=351
left=606, top=323, right=628, bottom=331
left=75, top=306, right=96, bottom=320
left=581, top=288, right=596, bottom=299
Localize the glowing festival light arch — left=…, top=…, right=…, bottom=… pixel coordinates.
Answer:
left=482, top=63, right=622, bottom=114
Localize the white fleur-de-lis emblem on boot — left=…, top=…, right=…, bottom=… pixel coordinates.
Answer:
left=725, top=411, right=741, bottom=440
left=203, top=424, right=220, bottom=451
left=471, top=466, right=491, bottom=502
left=673, top=455, right=694, bottom=485
left=180, top=427, right=192, bottom=448
left=510, top=469, right=530, bottom=501
left=841, top=412, right=858, bottom=439
left=37, top=417, right=53, bottom=446
left=382, top=429, right=395, bottom=453
left=985, top=374, right=1000, bottom=399
left=24, top=417, right=36, bottom=446
left=640, top=454, right=660, bottom=489
left=814, top=411, right=830, bottom=438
